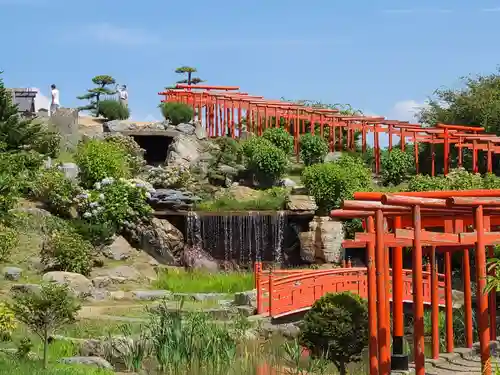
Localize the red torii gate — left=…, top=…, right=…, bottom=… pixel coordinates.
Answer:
left=331, top=189, right=500, bottom=375
left=159, top=84, right=498, bottom=176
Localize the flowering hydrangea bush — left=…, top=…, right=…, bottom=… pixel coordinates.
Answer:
left=74, top=177, right=153, bottom=238
left=146, top=165, right=194, bottom=189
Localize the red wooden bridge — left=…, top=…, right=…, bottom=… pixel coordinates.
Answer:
left=255, top=265, right=445, bottom=318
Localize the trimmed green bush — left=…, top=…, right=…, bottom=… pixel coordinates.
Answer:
left=300, top=292, right=368, bottom=375
left=98, top=99, right=130, bottom=120
left=246, top=139, right=288, bottom=186
left=300, top=133, right=328, bottom=166
left=41, top=229, right=93, bottom=275
left=302, top=155, right=372, bottom=214
left=407, top=168, right=488, bottom=192
left=381, top=148, right=415, bottom=186
left=262, top=127, right=294, bottom=155
left=75, top=139, right=131, bottom=188
left=160, top=102, right=193, bottom=125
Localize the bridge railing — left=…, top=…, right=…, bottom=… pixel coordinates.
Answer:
left=254, top=263, right=446, bottom=318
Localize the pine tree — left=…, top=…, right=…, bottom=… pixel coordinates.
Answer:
left=0, top=71, right=58, bottom=155
left=175, top=66, right=204, bottom=86
left=77, top=75, right=117, bottom=116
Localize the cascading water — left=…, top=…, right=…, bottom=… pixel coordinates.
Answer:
left=185, top=211, right=287, bottom=266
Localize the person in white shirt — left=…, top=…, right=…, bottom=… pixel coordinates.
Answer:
left=118, top=85, right=128, bottom=108
left=50, top=84, right=60, bottom=116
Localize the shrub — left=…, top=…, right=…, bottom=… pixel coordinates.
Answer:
left=380, top=148, right=414, bottom=186
left=7, top=282, right=80, bottom=369
left=0, top=302, right=16, bottom=341
left=30, top=168, right=80, bottom=217
left=262, top=127, right=294, bottom=155
left=75, top=178, right=153, bottom=239
left=299, top=133, right=328, bottom=166
left=240, top=136, right=271, bottom=159
left=104, top=133, right=145, bottom=175
left=196, top=187, right=288, bottom=211
left=0, top=173, right=19, bottom=219
left=406, top=168, right=487, bottom=192
left=75, top=139, right=131, bottom=188
left=98, top=99, right=130, bottom=120
left=41, top=228, right=93, bottom=275
left=160, top=102, right=193, bottom=125
left=247, top=141, right=288, bottom=186
left=0, top=224, right=18, bottom=262
left=300, top=292, right=368, bottom=375
left=302, top=155, right=372, bottom=214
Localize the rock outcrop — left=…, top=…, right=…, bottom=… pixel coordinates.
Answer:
left=299, top=216, right=344, bottom=264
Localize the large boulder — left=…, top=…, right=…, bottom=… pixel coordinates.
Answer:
left=287, top=195, right=317, bottom=212
left=128, top=218, right=184, bottom=265
left=102, top=236, right=136, bottom=261
left=299, top=216, right=344, bottom=264
left=165, top=134, right=203, bottom=168
left=42, top=271, right=93, bottom=298
left=59, top=356, right=113, bottom=369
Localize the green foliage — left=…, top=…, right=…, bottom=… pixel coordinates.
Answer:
left=207, top=137, right=243, bottom=185
left=299, top=133, right=328, bottom=166
left=0, top=172, right=19, bottom=220
left=300, top=292, right=368, bottom=375
left=8, top=282, right=81, bottom=369
left=240, top=136, right=269, bottom=159
left=97, top=99, right=130, bottom=120
left=103, top=134, right=145, bottom=175
left=245, top=139, right=288, bottom=186
left=41, top=228, right=93, bottom=275
left=30, top=168, right=80, bottom=218
left=0, top=72, right=60, bottom=156
left=407, top=168, right=487, bottom=192
left=160, top=102, right=194, bottom=125
left=302, top=155, right=372, bottom=214
left=196, top=187, right=288, bottom=211
left=262, top=127, right=294, bottom=155
left=75, top=178, right=152, bottom=240
left=174, top=66, right=204, bottom=86
left=75, top=139, right=131, bottom=188
left=0, top=224, right=19, bottom=262
left=147, top=302, right=236, bottom=373
left=381, top=148, right=415, bottom=186
left=77, top=75, right=117, bottom=116
left=0, top=302, right=17, bottom=341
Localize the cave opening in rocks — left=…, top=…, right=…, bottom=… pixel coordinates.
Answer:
left=131, top=134, right=174, bottom=165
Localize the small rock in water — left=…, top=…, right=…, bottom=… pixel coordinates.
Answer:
left=2, top=267, right=22, bottom=281
left=58, top=356, right=113, bottom=369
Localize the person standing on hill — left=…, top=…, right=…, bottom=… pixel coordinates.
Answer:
left=50, top=84, right=60, bottom=116
left=118, top=85, right=128, bottom=108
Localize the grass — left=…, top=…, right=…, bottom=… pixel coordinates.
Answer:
left=0, top=358, right=113, bottom=375
left=195, top=187, right=288, bottom=212
left=154, top=268, right=254, bottom=294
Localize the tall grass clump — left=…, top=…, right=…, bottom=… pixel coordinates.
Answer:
left=154, top=268, right=253, bottom=293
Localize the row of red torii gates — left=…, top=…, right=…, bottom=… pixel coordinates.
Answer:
left=331, top=189, right=500, bottom=375
left=159, top=84, right=500, bottom=176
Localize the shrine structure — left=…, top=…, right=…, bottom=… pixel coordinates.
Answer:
left=159, top=84, right=500, bottom=176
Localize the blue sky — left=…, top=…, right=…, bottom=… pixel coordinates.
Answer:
left=1, top=0, right=500, bottom=123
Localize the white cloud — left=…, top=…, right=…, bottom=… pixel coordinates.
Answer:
left=83, top=23, right=160, bottom=46
left=31, top=87, right=50, bottom=111
left=481, top=7, right=500, bottom=12
left=387, top=100, right=428, bottom=122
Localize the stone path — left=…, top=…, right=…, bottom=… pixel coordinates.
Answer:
left=397, top=342, right=500, bottom=375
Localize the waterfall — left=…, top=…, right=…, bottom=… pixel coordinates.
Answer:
left=185, top=211, right=287, bottom=266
